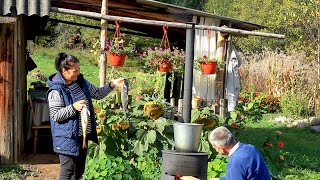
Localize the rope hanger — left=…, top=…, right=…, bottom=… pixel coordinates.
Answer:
left=159, top=25, right=170, bottom=50
left=114, top=19, right=121, bottom=39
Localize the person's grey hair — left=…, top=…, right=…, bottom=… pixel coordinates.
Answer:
left=208, top=126, right=236, bottom=147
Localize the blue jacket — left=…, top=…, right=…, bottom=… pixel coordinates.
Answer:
left=220, top=143, right=271, bottom=180
left=47, top=72, right=98, bottom=156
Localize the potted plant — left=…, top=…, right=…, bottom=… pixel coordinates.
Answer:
left=141, top=46, right=185, bottom=74
left=195, top=55, right=224, bottom=75
left=104, top=38, right=133, bottom=66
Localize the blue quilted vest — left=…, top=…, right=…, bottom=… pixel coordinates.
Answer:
left=47, top=72, right=98, bottom=156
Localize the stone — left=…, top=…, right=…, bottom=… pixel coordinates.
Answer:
left=310, top=117, right=320, bottom=126
left=274, top=116, right=294, bottom=123
left=310, top=125, right=320, bottom=133
left=297, top=122, right=310, bottom=128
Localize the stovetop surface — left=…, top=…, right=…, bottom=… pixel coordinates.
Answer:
left=162, top=150, right=209, bottom=156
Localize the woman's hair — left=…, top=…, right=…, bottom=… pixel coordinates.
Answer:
left=208, top=126, right=236, bottom=147
left=55, top=53, right=80, bottom=72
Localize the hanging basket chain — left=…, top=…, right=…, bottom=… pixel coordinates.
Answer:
left=160, top=25, right=170, bottom=50
left=114, top=19, right=121, bottom=40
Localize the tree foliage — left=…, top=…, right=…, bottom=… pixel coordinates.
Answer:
left=204, top=0, right=319, bottom=59
left=158, top=0, right=206, bottom=10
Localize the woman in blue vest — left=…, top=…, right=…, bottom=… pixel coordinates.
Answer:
left=47, top=52, right=124, bottom=180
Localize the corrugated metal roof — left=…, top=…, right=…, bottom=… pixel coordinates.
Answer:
left=0, top=0, right=50, bottom=17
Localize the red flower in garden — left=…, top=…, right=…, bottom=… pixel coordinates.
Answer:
left=231, top=123, right=238, bottom=128
left=277, top=141, right=284, bottom=148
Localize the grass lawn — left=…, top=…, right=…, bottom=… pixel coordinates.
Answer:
left=238, top=114, right=320, bottom=180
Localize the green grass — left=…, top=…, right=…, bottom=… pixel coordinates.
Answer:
left=27, top=47, right=157, bottom=94
left=237, top=114, right=320, bottom=180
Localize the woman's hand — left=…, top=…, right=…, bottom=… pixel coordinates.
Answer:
left=73, top=100, right=86, bottom=111
left=110, top=77, right=125, bottom=88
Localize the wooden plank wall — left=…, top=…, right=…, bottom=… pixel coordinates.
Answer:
left=14, top=15, right=27, bottom=163
left=0, top=18, right=15, bottom=164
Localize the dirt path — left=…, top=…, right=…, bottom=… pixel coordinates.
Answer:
left=21, top=154, right=60, bottom=180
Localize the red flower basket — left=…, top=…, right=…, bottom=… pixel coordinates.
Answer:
left=107, top=53, right=126, bottom=66
left=200, top=62, right=217, bottom=75
left=157, top=58, right=172, bottom=72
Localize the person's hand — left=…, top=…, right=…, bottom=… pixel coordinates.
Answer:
left=110, top=77, right=125, bottom=88
left=72, top=100, right=86, bottom=111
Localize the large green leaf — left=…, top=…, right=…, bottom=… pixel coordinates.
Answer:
left=133, top=140, right=144, bottom=156
left=136, top=129, right=147, bottom=140
left=145, top=130, right=157, bottom=145
left=154, top=118, right=169, bottom=133
left=230, top=111, right=237, bottom=120
left=244, top=103, right=254, bottom=111
left=191, top=110, right=201, bottom=122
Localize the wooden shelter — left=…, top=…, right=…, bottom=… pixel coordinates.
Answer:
left=0, top=0, right=283, bottom=164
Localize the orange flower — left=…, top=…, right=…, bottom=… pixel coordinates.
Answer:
left=94, top=106, right=101, bottom=113
left=112, top=123, right=119, bottom=130
left=96, top=125, right=103, bottom=133
left=231, top=123, right=238, bottom=128
left=277, top=141, right=284, bottom=148
left=97, top=113, right=106, bottom=121
left=119, top=122, right=129, bottom=130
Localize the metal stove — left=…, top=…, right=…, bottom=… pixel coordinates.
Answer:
left=161, top=150, right=209, bottom=180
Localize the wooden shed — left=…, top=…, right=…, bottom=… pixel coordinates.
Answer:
left=0, top=0, right=280, bottom=165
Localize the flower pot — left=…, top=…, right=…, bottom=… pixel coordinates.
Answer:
left=157, top=58, right=172, bottom=72
left=200, top=62, right=217, bottom=74
left=107, top=53, right=126, bottom=66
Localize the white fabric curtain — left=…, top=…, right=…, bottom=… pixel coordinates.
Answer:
left=192, top=16, right=220, bottom=103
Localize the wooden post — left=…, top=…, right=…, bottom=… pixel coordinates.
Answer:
left=215, top=30, right=227, bottom=114
left=219, top=99, right=226, bottom=119
left=99, top=0, right=108, bottom=87
left=170, top=98, right=175, bottom=106
left=164, top=72, right=171, bottom=102
left=0, top=21, right=15, bottom=164
left=177, top=99, right=184, bottom=122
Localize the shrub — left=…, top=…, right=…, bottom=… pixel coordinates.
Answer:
left=83, top=154, right=140, bottom=180
left=280, top=91, right=311, bottom=118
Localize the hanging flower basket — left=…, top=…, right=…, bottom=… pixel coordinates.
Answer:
left=200, top=61, right=217, bottom=75
left=157, top=58, right=172, bottom=72
left=107, top=53, right=126, bottom=66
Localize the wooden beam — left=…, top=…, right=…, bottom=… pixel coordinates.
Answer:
left=0, top=17, right=17, bottom=23
left=99, top=0, right=108, bottom=87
left=51, top=7, right=285, bottom=39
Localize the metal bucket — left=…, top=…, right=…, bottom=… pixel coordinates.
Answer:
left=173, top=123, right=203, bottom=152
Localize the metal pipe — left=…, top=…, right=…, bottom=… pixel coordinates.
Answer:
left=182, top=23, right=195, bottom=123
